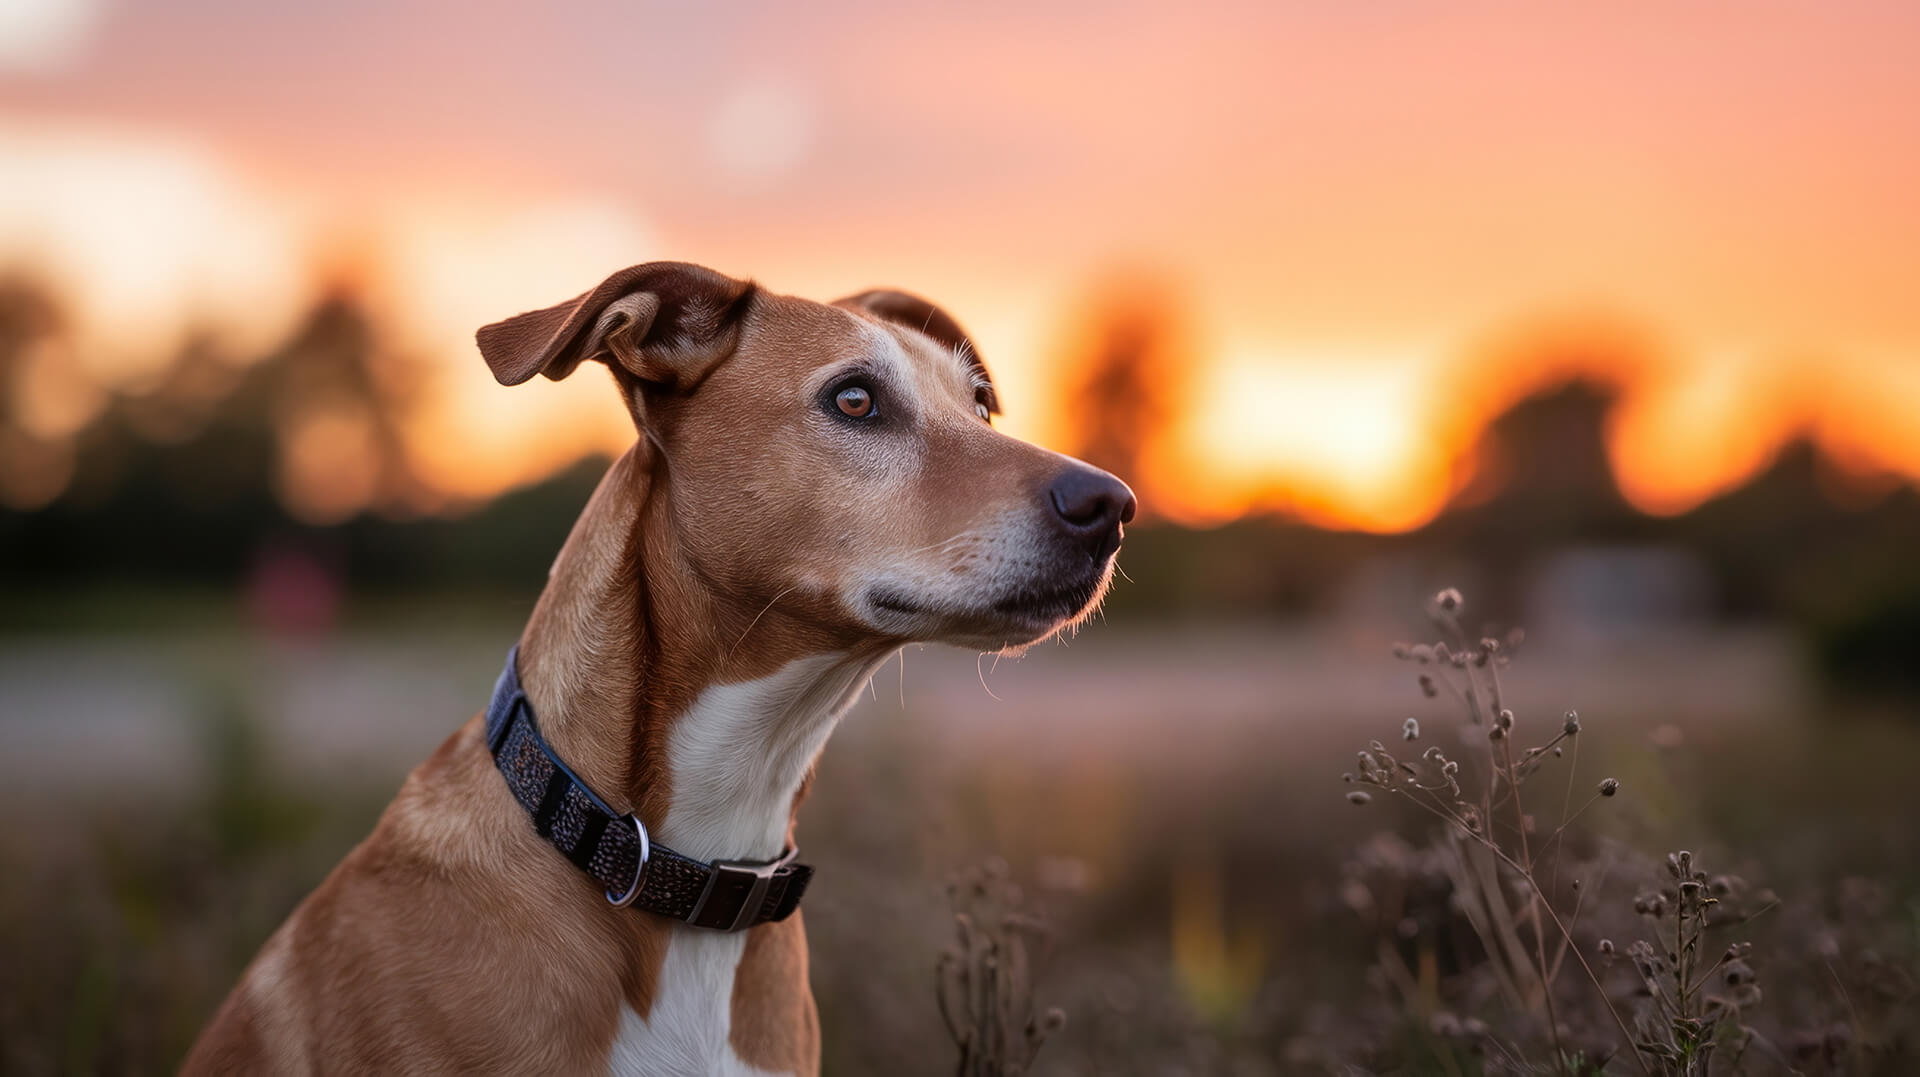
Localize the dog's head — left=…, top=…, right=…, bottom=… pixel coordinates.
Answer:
left=478, top=261, right=1134, bottom=652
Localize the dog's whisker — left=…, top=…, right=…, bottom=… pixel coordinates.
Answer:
left=897, top=648, right=908, bottom=708
left=723, top=585, right=798, bottom=665
left=896, top=528, right=978, bottom=559
left=975, top=652, right=1004, bottom=702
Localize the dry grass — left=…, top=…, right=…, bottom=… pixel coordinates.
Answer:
left=936, top=858, right=1067, bottom=1075
left=1342, top=589, right=1917, bottom=1074
left=1, top=616, right=1916, bottom=1074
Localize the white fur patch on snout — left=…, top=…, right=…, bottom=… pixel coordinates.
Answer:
left=854, top=510, right=1107, bottom=647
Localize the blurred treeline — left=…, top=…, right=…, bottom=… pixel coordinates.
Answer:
left=3, top=274, right=1918, bottom=699
left=1104, top=384, right=1920, bottom=694
left=0, top=277, right=587, bottom=614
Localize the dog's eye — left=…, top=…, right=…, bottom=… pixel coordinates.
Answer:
left=834, top=385, right=876, bottom=419
left=973, top=389, right=992, bottom=423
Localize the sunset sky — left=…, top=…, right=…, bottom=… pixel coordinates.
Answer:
left=3, top=0, right=1918, bottom=529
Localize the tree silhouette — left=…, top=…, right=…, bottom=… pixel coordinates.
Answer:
left=1446, top=378, right=1635, bottom=532
left=0, top=279, right=76, bottom=511
left=1051, top=273, right=1190, bottom=516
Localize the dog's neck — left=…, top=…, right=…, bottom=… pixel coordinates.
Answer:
left=513, top=446, right=891, bottom=862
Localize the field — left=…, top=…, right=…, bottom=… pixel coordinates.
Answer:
left=4, top=608, right=1913, bottom=1074
left=9, top=5, right=1920, bottom=1073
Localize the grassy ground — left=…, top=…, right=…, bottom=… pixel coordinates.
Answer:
left=1, top=621, right=1915, bottom=1074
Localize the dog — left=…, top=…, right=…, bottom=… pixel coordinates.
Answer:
left=183, top=262, right=1134, bottom=1075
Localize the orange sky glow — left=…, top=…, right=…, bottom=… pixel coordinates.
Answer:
left=2, top=1, right=1917, bottom=530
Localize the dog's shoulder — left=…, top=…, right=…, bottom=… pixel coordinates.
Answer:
left=189, top=717, right=653, bottom=1074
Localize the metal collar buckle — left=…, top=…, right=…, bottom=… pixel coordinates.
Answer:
left=688, top=846, right=799, bottom=932
left=603, top=815, right=651, bottom=907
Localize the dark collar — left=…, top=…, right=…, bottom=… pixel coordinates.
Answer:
left=484, top=647, right=811, bottom=932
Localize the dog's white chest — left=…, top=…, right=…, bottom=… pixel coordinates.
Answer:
left=606, top=656, right=881, bottom=1076
left=607, top=930, right=787, bottom=1077
left=606, top=658, right=872, bottom=1077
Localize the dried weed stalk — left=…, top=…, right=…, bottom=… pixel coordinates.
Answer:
left=1602, top=850, right=1779, bottom=1073
left=1345, top=588, right=1780, bottom=1075
left=936, top=859, right=1066, bottom=1077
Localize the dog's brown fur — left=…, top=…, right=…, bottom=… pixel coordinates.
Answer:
left=185, top=263, right=1131, bottom=1075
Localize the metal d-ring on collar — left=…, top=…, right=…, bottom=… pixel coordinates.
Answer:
left=605, top=814, right=651, bottom=907
left=482, top=645, right=813, bottom=932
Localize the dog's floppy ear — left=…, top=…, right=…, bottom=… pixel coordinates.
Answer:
left=477, top=262, right=757, bottom=389
left=834, top=289, right=980, bottom=365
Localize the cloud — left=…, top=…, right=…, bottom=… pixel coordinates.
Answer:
left=0, top=115, right=668, bottom=507
left=0, top=0, right=102, bottom=74
left=705, top=80, right=817, bottom=191
left=364, top=197, right=661, bottom=501
left=0, top=118, right=315, bottom=381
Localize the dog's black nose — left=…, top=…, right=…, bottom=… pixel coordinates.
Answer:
left=1047, top=466, right=1136, bottom=560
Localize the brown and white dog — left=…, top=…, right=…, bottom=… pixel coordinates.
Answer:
left=184, top=262, right=1133, bottom=1075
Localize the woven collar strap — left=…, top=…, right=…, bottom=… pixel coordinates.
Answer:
left=484, top=647, right=811, bottom=932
